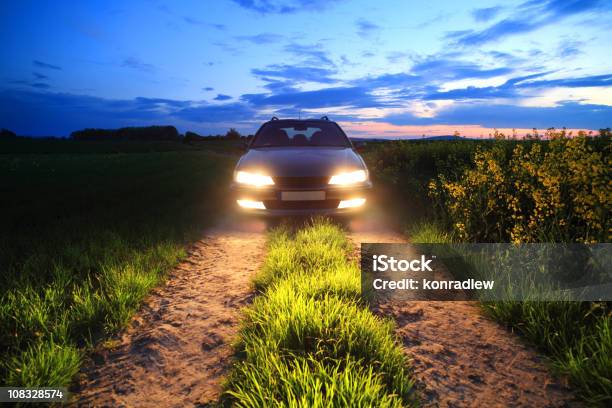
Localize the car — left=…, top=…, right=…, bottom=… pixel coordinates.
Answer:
left=231, top=116, right=372, bottom=215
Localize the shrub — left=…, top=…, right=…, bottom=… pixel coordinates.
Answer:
left=429, top=131, right=610, bottom=243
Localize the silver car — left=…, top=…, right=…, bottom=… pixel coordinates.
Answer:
left=231, top=117, right=372, bottom=215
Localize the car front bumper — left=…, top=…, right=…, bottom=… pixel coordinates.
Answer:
left=231, top=181, right=372, bottom=216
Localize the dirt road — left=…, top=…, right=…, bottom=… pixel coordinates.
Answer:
left=77, top=209, right=577, bottom=407
left=347, top=213, right=578, bottom=407
left=76, top=217, right=267, bottom=407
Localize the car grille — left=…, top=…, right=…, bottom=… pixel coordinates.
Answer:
left=263, top=199, right=340, bottom=210
left=273, top=176, right=330, bottom=188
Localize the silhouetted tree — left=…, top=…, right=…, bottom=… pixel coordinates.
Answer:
left=184, top=131, right=208, bottom=143
left=0, top=128, right=18, bottom=138
left=225, top=128, right=241, bottom=140
left=70, top=126, right=180, bottom=141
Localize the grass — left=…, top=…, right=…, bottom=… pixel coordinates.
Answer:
left=223, top=219, right=417, bottom=407
left=482, top=300, right=611, bottom=405
left=363, top=138, right=611, bottom=405
left=0, top=141, right=236, bottom=387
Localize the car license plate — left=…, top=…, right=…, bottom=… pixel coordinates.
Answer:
left=281, top=191, right=325, bottom=201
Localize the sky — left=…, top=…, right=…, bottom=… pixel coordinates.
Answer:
left=1, top=0, right=611, bottom=138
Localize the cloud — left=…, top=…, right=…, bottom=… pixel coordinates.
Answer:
left=235, top=33, right=284, bottom=44
left=383, top=101, right=612, bottom=129
left=252, top=64, right=337, bottom=83
left=386, top=52, right=412, bottom=64
left=452, top=0, right=609, bottom=46
left=213, top=41, right=243, bottom=56
left=33, top=60, right=61, bottom=70
left=30, top=83, right=50, bottom=89
left=259, top=78, right=299, bottom=93
left=203, top=87, right=214, bottom=91
left=33, top=72, right=49, bottom=80
left=356, top=18, right=379, bottom=38
left=174, top=102, right=257, bottom=122
left=241, top=86, right=384, bottom=109
left=557, top=38, right=584, bottom=58
left=230, top=0, right=342, bottom=14
left=10, top=79, right=51, bottom=89
left=409, top=56, right=513, bottom=80
left=182, top=16, right=226, bottom=29
left=284, top=43, right=334, bottom=66
left=0, top=89, right=260, bottom=136
left=351, top=72, right=422, bottom=89
left=183, top=16, right=204, bottom=25
left=214, top=94, right=232, bottom=101
left=424, top=72, right=612, bottom=100
left=472, top=6, right=502, bottom=22
left=122, top=57, right=155, bottom=72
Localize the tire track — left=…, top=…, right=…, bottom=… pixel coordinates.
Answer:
left=76, top=218, right=267, bottom=407
left=347, top=216, right=578, bottom=407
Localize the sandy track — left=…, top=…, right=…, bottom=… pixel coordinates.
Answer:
left=76, top=218, right=267, bottom=407
left=347, top=216, right=578, bottom=407
left=75, top=208, right=578, bottom=407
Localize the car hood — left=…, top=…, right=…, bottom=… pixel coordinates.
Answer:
left=236, top=147, right=366, bottom=177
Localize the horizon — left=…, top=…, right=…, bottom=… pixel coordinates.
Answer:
left=1, top=0, right=611, bottom=138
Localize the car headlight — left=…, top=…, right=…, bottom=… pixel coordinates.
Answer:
left=235, top=170, right=274, bottom=187
left=329, top=170, right=368, bottom=185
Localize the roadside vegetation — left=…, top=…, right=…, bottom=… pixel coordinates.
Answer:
left=364, top=128, right=611, bottom=405
left=0, top=140, right=236, bottom=387
left=224, top=219, right=417, bottom=407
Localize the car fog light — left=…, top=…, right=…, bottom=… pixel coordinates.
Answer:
left=237, top=199, right=266, bottom=209
left=338, top=198, right=366, bottom=209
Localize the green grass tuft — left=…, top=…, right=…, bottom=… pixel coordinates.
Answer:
left=224, top=219, right=417, bottom=407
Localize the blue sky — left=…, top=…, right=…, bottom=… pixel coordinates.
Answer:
left=1, top=0, right=611, bottom=137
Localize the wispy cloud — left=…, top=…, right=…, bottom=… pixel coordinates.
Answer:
left=242, top=86, right=384, bottom=109
left=410, top=55, right=513, bottom=80
left=356, top=18, right=379, bottom=38
left=182, top=16, right=226, bottom=30
left=452, top=0, right=609, bottom=46
left=235, top=33, right=284, bottom=44
left=383, top=101, right=612, bottom=129
left=471, top=6, right=502, bottom=22
left=230, top=0, right=343, bottom=14
left=33, top=72, right=49, bottom=80
left=214, top=94, right=232, bottom=101
left=252, top=64, right=337, bottom=83
left=424, top=72, right=612, bottom=100
left=122, top=57, right=155, bottom=72
left=33, top=60, right=61, bottom=70
left=183, top=16, right=204, bottom=25
left=284, top=43, right=334, bottom=66
left=557, top=38, right=584, bottom=58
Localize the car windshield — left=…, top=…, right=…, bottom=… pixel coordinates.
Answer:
left=251, top=122, right=351, bottom=147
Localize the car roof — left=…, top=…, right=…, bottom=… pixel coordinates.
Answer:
left=262, top=117, right=337, bottom=125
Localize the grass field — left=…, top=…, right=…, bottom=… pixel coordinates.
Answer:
left=363, top=132, right=612, bottom=405
left=0, top=140, right=236, bottom=387
left=224, top=219, right=417, bottom=407
left=2, top=135, right=610, bottom=404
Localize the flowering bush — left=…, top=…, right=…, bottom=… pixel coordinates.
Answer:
left=430, top=130, right=610, bottom=243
